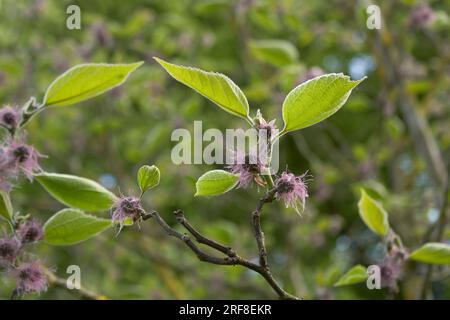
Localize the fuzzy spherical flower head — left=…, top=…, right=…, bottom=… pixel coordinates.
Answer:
left=111, top=196, right=145, bottom=232
left=275, top=171, right=309, bottom=214
left=0, top=106, right=21, bottom=130
left=0, top=237, right=21, bottom=266
left=0, top=138, right=44, bottom=192
left=227, top=149, right=266, bottom=188
left=17, top=219, right=44, bottom=244
left=13, top=261, right=48, bottom=295
left=8, top=139, right=44, bottom=180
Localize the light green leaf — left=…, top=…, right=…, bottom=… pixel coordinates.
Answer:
left=36, top=173, right=117, bottom=212
left=44, top=209, right=113, bottom=245
left=155, top=57, right=249, bottom=119
left=334, top=265, right=368, bottom=287
left=249, top=39, right=299, bottom=66
left=195, top=170, right=239, bottom=196
left=137, top=165, right=160, bottom=194
left=282, top=73, right=365, bottom=132
left=43, top=62, right=143, bottom=107
left=410, top=243, right=450, bottom=265
left=358, top=189, right=389, bottom=236
left=0, top=192, right=13, bottom=222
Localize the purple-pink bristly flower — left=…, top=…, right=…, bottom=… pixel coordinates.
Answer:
left=0, top=106, right=21, bottom=130
left=111, top=196, right=145, bottom=232
left=274, top=171, right=309, bottom=214
left=0, top=137, right=44, bottom=191
left=7, top=139, right=43, bottom=179
left=0, top=237, right=21, bottom=266
left=227, top=149, right=266, bottom=188
left=16, top=219, right=44, bottom=244
left=13, top=261, right=48, bottom=295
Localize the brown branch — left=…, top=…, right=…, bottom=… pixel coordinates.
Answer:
left=46, top=270, right=106, bottom=300
left=148, top=202, right=299, bottom=300
left=174, top=210, right=236, bottom=257
left=151, top=210, right=236, bottom=266
left=252, top=188, right=277, bottom=269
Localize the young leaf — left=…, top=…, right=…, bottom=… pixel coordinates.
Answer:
left=282, top=73, right=365, bottom=133
left=409, top=242, right=450, bottom=265
left=137, top=165, right=160, bottom=194
left=249, top=39, right=299, bottom=66
left=334, top=265, right=368, bottom=287
left=35, top=173, right=117, bottom=212
left=0, top=192, right=13, bottom=222
left=358, top=189, right=389, bottom=237
left=44, top=209, right=113, bottom=245
left=195, top=170, right=239, bottom=196
left=43, top=62, right=143, bottom=107
left=154, top=57, right=249, bottom=119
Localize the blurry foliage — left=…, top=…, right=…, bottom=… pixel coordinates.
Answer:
left=0, top=0, right=449, bottom=299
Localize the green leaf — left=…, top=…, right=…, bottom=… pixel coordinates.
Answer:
left=195, top=170, right=239, bottom=196
left=410, top=243, right=450, bottom=265
left=0, top=192, right=13, bottom=222
left=43, top=62, right=143, bottom=107
left=44, top=209, right=113, bottom=245
left=334, top=265, right=368, bottom=287
left=154, top=57, right=249, bottom=119
left=35, top=173, right=117, bottom=212
left=249, top=39, right=299, bottom=66
left=282, top=73, right=365, bottom=132
left=137, top=165, right=160, bottom=194
left=358, top=189, right=389, bottom=236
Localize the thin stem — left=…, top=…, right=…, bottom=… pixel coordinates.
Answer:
left=252, top=188, right=277, bottom=269
left=151, top=211, right=237, bottom=265
left=18, top=97, right=44, bottom=129
left=263, top=174, right=275, bottom=189
left=245, top=115, right=255, bottom=127
left=272, top=129, right=287, bottom=143
left=174, top=210, right=236, bottom=257
left=46, top=270, right=107, bottom=300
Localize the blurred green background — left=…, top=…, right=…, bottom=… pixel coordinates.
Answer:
left=0, top=0, right=449, bottom=299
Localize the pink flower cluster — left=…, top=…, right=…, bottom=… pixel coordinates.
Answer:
left=0, top=219, right=47, bottom=295
left=0, top=105, right=44, bottom=191
left=13, top=261, right=48, bottom=295
left=111, top=196, right=145, bottom=232
left=274, top=171, right=309, bottom=214
left=0, top=137, right=44, bottom=192
left=227, top=149, right=267, bottom=188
